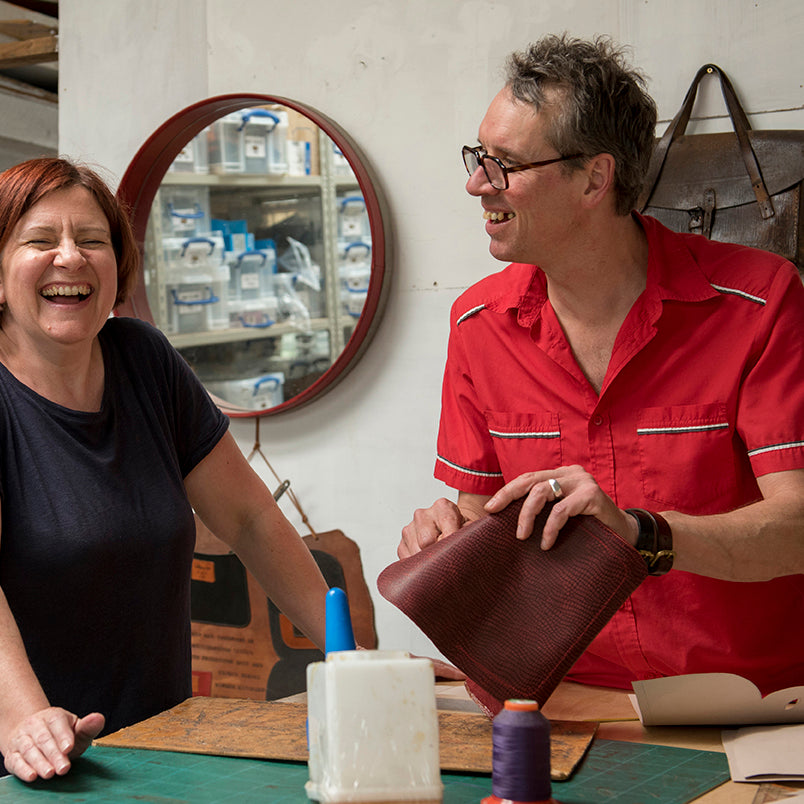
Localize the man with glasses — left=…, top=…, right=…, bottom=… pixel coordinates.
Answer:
left=399, top=34, right=804, bottom=695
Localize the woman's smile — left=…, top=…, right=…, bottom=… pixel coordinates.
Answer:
left=39, top=283, right=95, bottom=303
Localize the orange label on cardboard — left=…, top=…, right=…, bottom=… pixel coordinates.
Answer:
left=279, top=613, right=317, bottom=649
left=192, top=558, right=216, bottom=584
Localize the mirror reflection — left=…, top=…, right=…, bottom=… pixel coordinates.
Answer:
left=135, top=101, right=379, bottom=414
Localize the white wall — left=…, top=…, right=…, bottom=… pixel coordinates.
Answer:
left=59, top=0, right=804, bottom=658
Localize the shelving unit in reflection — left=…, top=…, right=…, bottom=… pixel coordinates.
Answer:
left=142, top=104, right=372, bottom=412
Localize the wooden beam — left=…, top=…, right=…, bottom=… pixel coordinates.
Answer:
left=0, top=20, right=57, bottom=40
left=0, top=70, right=57, bottom=103
left=0, top=34, right=57, bottom=68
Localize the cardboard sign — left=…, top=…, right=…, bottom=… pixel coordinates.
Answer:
left=190, top=522, right=377, bottom=700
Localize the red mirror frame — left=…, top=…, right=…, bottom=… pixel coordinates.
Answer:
left=115, top=94, right=391, bottom=417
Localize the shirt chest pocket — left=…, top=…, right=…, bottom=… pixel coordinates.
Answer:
left=483, top=410, right=563, bottom=481
left=637, top=404, right=737, bottom=511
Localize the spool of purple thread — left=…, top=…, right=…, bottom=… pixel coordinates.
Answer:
left=482, top=699, right=552, bottom=804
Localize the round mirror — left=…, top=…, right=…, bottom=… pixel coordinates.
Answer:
left=116, top=94, right=390, bottom=417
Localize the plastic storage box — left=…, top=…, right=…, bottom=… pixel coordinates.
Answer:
left=337, top=194, right=370, bottom=242
left=207, top=111, right=246, bottom=174
left=207, top=108, right=289, bottom=175
left=160, top=186, right=211, bottom=238
left=331, top=142, right=354, bottom=177
left=167, top=278, right=220, bottom=334
left=266, top=110, right=289, bottom=174
left=339, top=241, right=371, bottom=318
left=240, top=108, right=289, bottom=174
left=229, top=297, right=279, bottom=330
left=228, top=246, right=277, bottom=303
left=205, top=372, right=285, bottom=411
left=162, top=234, right=226, bottom=272
left=241, top=108, right=276, bottom=174
left=162, top=235, right=228, bottom=333
left=168, top=127, right=209, bottom=174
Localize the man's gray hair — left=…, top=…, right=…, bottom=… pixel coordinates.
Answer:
left=506, top=33, right=657, bottom=215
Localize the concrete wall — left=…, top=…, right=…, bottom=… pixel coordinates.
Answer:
left=59, top=0, right=804, bottom=657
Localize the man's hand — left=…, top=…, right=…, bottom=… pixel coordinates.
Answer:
left=484, top=464, right=639, bottom=549
left=3, top=707, right=105, bottom=782
left=399, top=498, right=467, bottom=558
left=398, top=492, right=492, bottom=558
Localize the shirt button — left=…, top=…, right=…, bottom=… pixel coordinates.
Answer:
left=593, top=415, right=604, bottom=426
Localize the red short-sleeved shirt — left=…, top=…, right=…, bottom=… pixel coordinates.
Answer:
left=434, top=214, right=804, bottom=694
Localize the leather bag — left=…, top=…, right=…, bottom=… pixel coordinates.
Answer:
left=377, top=499, right=647, bottom=715
left=638, top=63, right=804, bottom=269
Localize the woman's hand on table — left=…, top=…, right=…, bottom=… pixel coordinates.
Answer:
left=3, top=707, right=105, bottom=782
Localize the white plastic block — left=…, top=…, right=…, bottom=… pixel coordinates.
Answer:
left=306, top=650, right=442, bottom=802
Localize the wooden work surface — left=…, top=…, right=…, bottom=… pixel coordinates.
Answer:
left=96, top=694, right=597, bottom=781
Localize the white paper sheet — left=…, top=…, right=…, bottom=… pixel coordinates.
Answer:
left=630, top=673, right=804, bottom=726
left=722, top=723, right=804, bottom=783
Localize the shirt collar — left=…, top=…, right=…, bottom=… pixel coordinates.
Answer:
left=482, top=212, right=719, bottom=327
left=636, top=212, right=721, bottom=304
left=481, top=264, right=546, bottom=327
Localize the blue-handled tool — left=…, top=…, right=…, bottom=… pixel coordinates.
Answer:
left=325, top=587, right=356, bottom=654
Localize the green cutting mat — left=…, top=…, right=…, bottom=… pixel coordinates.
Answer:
left=0, top=739, right=730, bottom=803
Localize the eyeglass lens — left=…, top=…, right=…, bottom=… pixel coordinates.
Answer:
left=462, top=148, right=505, bottom=189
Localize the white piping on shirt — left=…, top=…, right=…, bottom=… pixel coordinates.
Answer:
left=711, top=284, right=767, bottom=306
left=637, top=423, right=730, bottom=435
left=456, top=304, right=486, bottom=326
left=436, top=454, right=503, bottom=478
left=748, top=440, right=804, bottom=457
left=489, top=429, right=561, bottom=440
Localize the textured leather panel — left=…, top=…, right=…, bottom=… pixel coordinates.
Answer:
left=378, top=500, right=647, bottom=714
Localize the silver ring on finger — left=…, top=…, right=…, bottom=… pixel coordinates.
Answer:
left=548, top=478, right=564, bottom=499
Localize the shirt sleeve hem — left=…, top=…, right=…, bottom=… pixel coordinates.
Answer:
left=434, top=458, right=504, bottom=496
left=182, top=415, right=230, bottom=478
left=749, top=445, right=804, bottom=478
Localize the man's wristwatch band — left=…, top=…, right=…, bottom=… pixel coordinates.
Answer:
left=625, top=508, right=675, bottom=575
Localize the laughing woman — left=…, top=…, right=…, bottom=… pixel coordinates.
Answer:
left=0, top=158, right=329, bottom=782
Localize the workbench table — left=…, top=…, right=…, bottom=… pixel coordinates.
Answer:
left=0, top=681, right=799, bottom=803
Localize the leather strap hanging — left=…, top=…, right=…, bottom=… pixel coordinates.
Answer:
left=638, top=63, right=804, bottom=266
left=246, top=416, right=315, bottom=536
left=640, top=64, right=774, bottom=224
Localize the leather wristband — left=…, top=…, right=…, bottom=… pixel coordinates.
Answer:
left=625, top=508, right=675, bottom=575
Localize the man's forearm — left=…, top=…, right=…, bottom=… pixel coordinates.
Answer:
left=664, top=469, right=804, bottom=581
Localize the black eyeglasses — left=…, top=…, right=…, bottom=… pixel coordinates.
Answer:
left=462, top=145, right=584, bottom=190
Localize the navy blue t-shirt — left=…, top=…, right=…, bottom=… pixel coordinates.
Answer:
left=0, top=316, right=228, bottom=736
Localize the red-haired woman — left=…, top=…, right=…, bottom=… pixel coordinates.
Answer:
left=0, top=158, right=328, bottom=782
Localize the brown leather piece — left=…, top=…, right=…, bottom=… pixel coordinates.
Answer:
left=95, top=695, right=598, bottom=779
left=378, top=500, right=647, bottom=713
